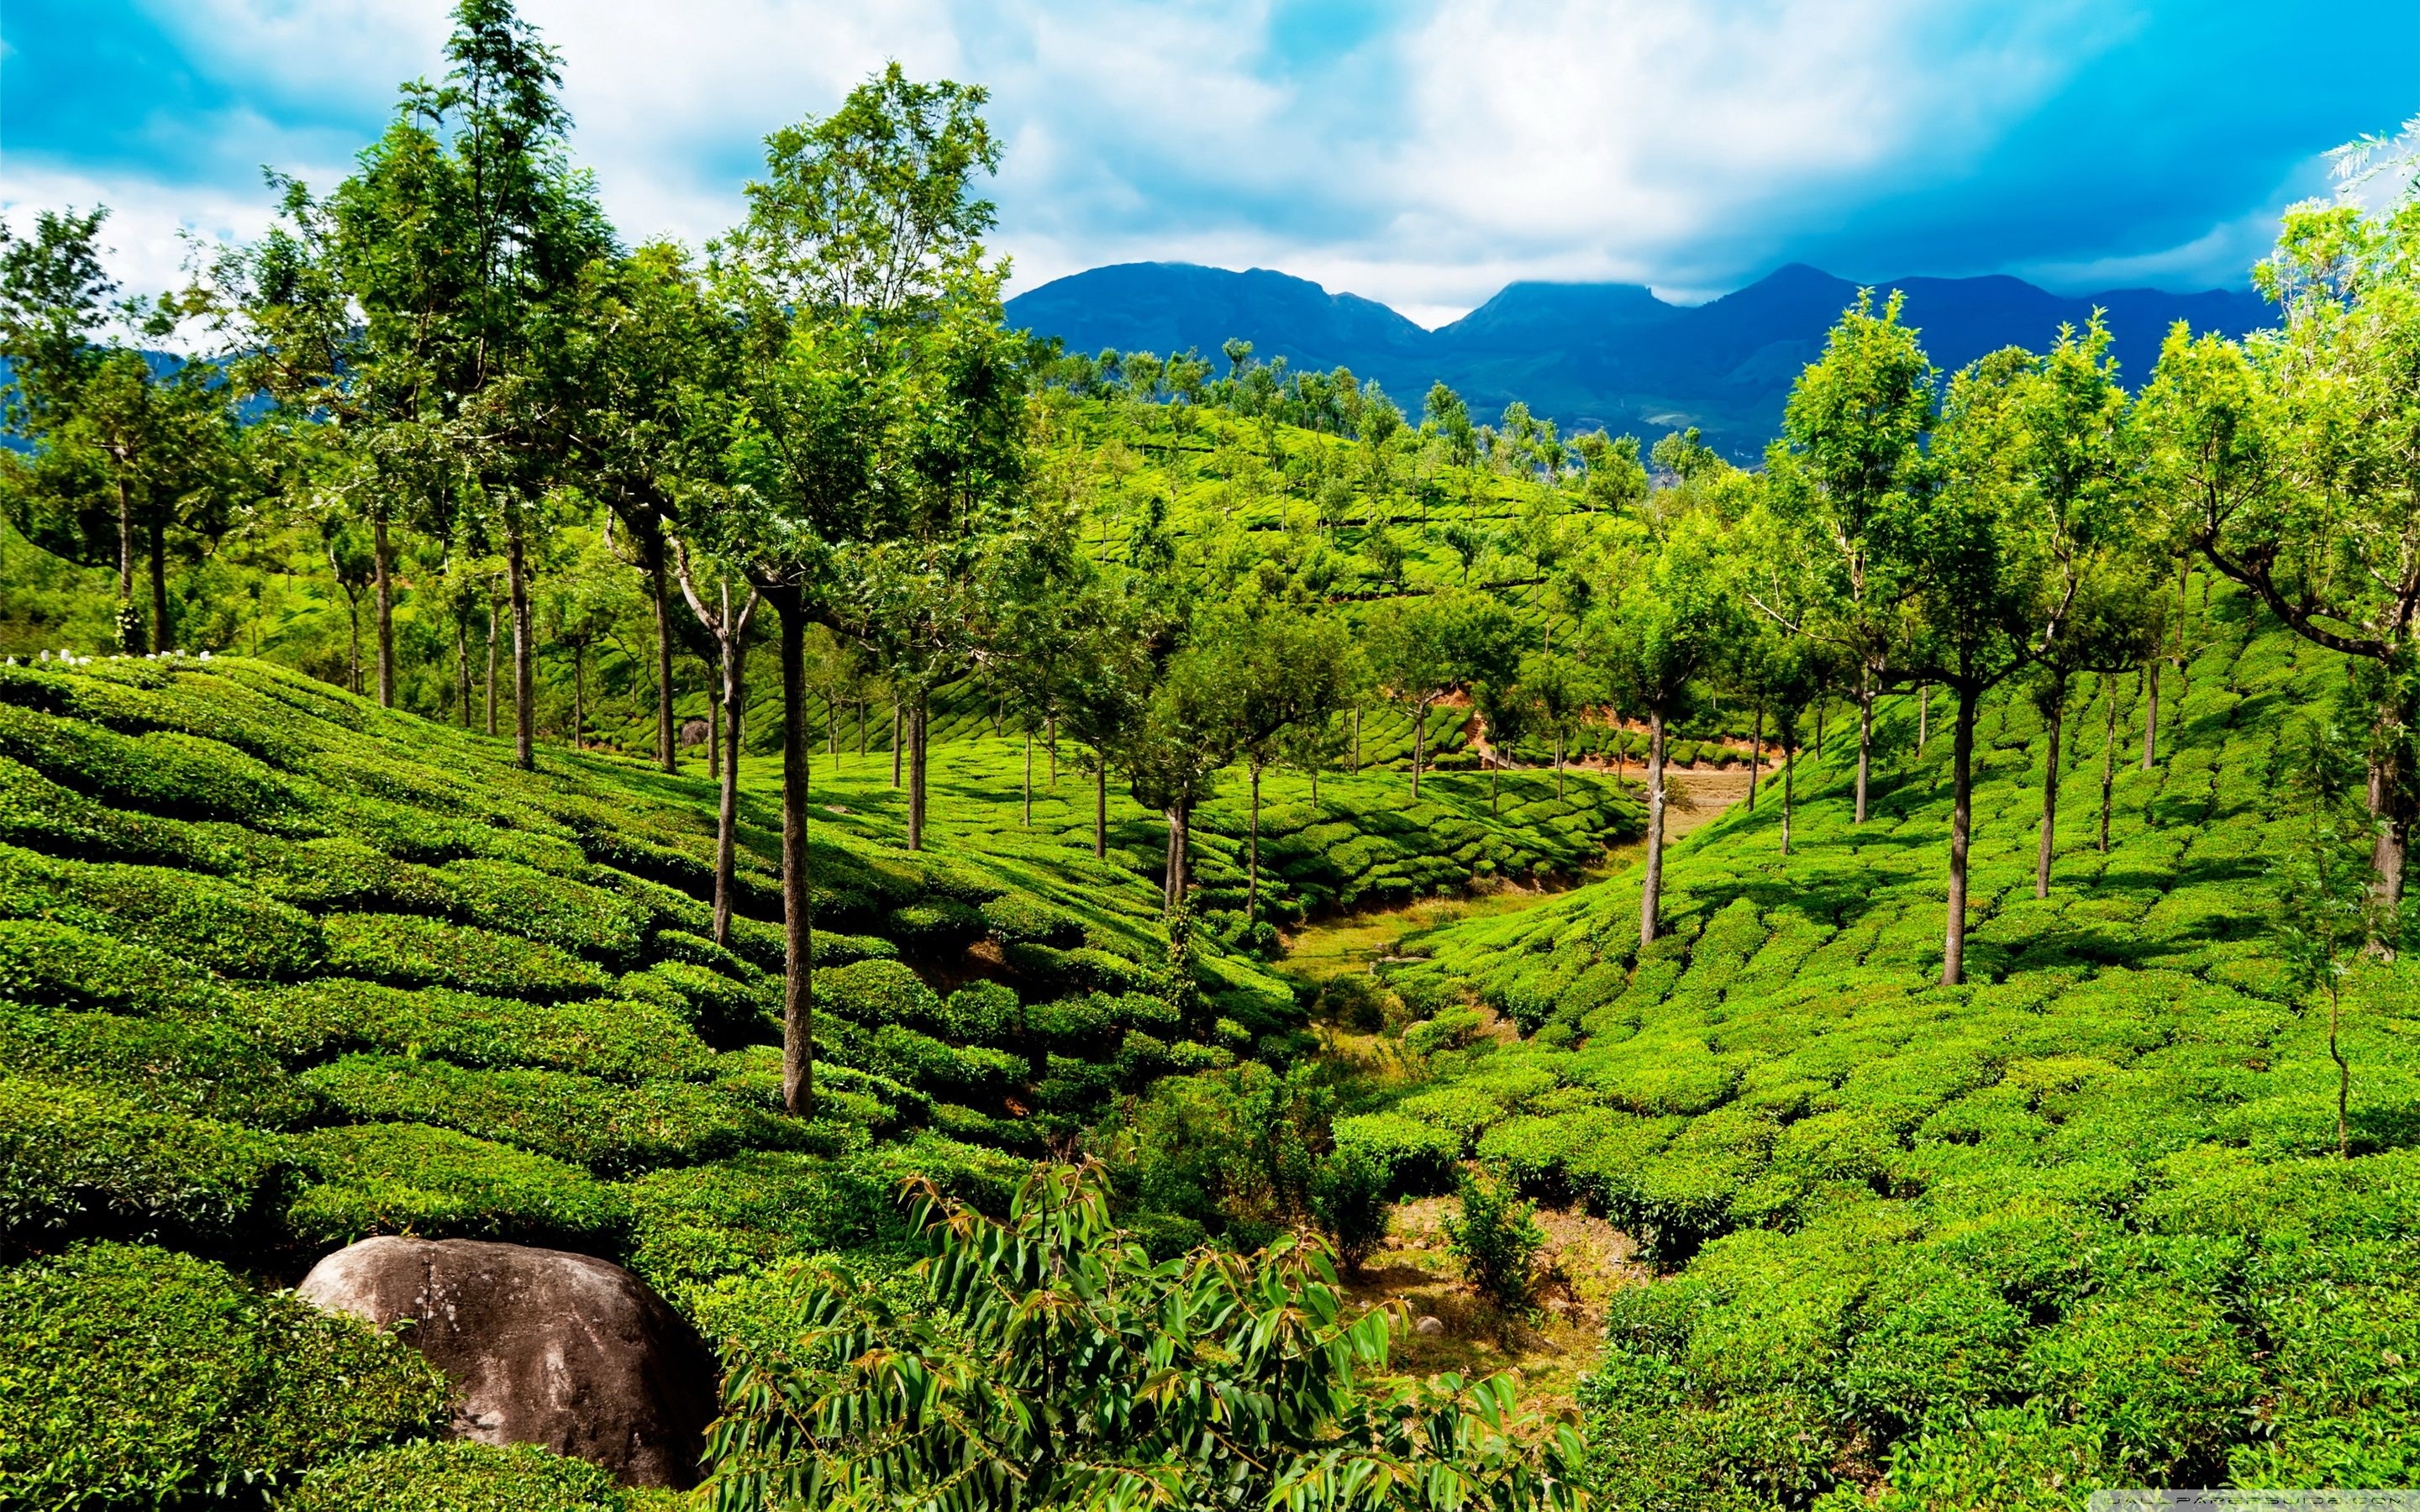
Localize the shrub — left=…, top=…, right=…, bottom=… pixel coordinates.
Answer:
left=1396, top=1086, right=1507, bottom=1152
left=979, top=892, right=1083, bottom=948
left=0, top=1001, right=317, bottom=1127
left=0, top=1243, right=448, bottom=1508
left=320, top=913, right=613, bottom=1000
left=839, top=1024, right=1022, bottom=1100
left=1445, top=1171, right=1546, bottom=1318
left=1404, top=1005, right=1486, bottom=1057
left=1310, top=1144, right=1392, bottom=1268
left=622, top=1152, right=897, bottom=1295
left=944, top=979, right=1022, bottom=1043
left=282, top=1123, right=630, bottom=1251
left=818, top=958, right=945, bottom=1032
left=276, top=1441, right=668, bottom=1512
left=438, top=858, right=647, bottom=963
left=245, top=837, right=453, bottom=914
left=0, top=845, right=324, bottom=979
left=252, top=979, right=716, bottom=1083
left=0, top=918, right=227, bottom=1016
left=298, top=1056, right=816, bottom=1177
left=618, top=960, right=772, bottom=1047
left=1331, top=1111, right=1460, bottom=1195
left=1317, top=973, right=1395, bottom=1032
left=0, top=1076, right=281, bottom=1251
left=885, top=898, right=988, bottom=953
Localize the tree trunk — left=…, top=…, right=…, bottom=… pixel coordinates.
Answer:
left=1854, top=685, right=1875, bottom=824
left=373, top=513, right=395, bottom=708
left=714, top=628, right=748, bottom=949
left=1047, top=716, right=1058, bottom=785
left=2366, top=732, right=2409, bottom=955
left=776, top=599, right=814, bottom=1117
left=2035, top=674, right=2065, bottom=899
left=1555, top=731, right=1565, bottom=800
left=709, top=661, right=723, bottom=782
left=1781, top=744, right=1795, bottom=856
left=1247, top=765, right=1262, bottom=922
left=1748, top=702, right=1763, bottom=811
left=2330, top=982, right=2350, bottom=1158
left=857, top=700, right=866, bottom=759
left=146, top=519, right=169, bottom=653
left=650, top=549, right=677, bottom=774
left=345, top=597, right=362, bottom=696
left=907, top=695, right=929, bottom=851
left=1352, top=708, right=1361, bottom=772
left=2141, top=659, right=2160, bottom=770
left=891, top=700, right=902, bottom=788
left=508, top=525, right=533, bottom=770
left=1942, top=687, right=1978, bottom=986
left=2098, top=674, right=2118, bottom=854
left=1918, top=684, right=1928, bottom=756
left=485, top=595, right=500, bottom=737
left=1815, top=700, right=1825, bottom=759
left=1640, top=710, right=1668, bottom=948
left=1094, top=759, right=1107, bottom=859
left=455, top=612, right=471, bottom=726
left=114, top=474, right=145, bottom=653
left=1023, top=730, right=1033, bottom=827
left=1163, top=801, right=1192, bottom=913
left=1410, top=703, right=1426, bottom=801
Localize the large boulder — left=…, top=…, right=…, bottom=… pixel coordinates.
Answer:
left=297, top=1236, right=716, bottom=1488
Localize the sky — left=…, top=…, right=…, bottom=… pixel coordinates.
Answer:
left=4, top=0, right=2415, bottom=328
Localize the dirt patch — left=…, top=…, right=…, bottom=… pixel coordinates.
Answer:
left=1344, top=1195, right=1648, bottom=1421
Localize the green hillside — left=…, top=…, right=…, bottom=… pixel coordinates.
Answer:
left=1350, top=580, right=2420, bottom=1504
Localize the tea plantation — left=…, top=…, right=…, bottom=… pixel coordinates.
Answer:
left=1360, top=580, right=2420, bottom=1504
left=0, top=650, right=1638, bottom=1507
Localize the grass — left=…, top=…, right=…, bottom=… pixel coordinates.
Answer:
left=1354, top=578, right=2420, bottom=1504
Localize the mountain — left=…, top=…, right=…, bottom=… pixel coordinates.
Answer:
left=1005, top=260, right=2275, bottom=457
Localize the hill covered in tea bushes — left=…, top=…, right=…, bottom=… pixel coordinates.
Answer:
left=0, top=650, right=1638, bottom=1506
left=1352, top=580, right=2420, bottom=1505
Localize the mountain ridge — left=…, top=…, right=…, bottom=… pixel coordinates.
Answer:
left=1005, top=260, right=2274, bottom=456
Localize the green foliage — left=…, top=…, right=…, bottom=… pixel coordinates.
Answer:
left=1445, top=1170, right=1546, bottom=1317
left=282, top=1122, right=630, bottom=1251
left=0, top=1077, right=281, bottom=1252
left=1309, top=1143, right=1392, bottom=1269
left=0, top=1243, right=448, bottom=1509
left=1333, top=1110, right=1461, bottom=1196
left=320, top=913, right=614, bottom=1000
left=702, top=1162, right=1584, bottom=1512
left=277, top=1441, right=674, bottom=1512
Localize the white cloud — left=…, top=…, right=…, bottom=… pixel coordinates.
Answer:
left=17, top=0, right=2307, bottom=323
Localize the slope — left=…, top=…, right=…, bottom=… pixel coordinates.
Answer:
left=0, top=648, right=1645, bottom=1504
left=1360, top=580, right=2420, bottom=1504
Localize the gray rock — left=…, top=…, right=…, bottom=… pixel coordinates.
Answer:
left=298, top=1236, right=716, bottom=1488
left=1414, top=1314, right=1446, bottom=1336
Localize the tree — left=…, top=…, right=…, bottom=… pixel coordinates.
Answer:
left=1518, top=650, right=1604, bottom=800
left=0, top=210, right=245, bottom=655
left=1365, top=591, right=1520, bottom=801
left=1572, top=429, right=1649, bottom=514
left=710, top=63, right=1007, bottom=1115
left=1766, top=290, right=1933, bottom=826
left=1603, top=512, right=1734, bottom=946
left=1912, top=336, right=2109, bottom=985
left=1444, top=1171, right=1546, bottom=1331
left=667, top=534, right=759, bottom=948
left=1228, top=604, right=1355, bottom=924
left=2270, top=719, right=2395, bottom=1159
left=2142, top=202, right=2420, bottom=936
left=704, top=1163, right=1585, bottom=1512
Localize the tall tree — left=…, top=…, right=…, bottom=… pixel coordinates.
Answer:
left=1766, top=290, right=1934, bottom=825
left=2144, top=202, right=2420, bottom=934
left=1365, top=591, right=1519, bottom=801
left=1603, top=512, right=1735, bottom=946
left=712, top=64, right=1007, bottom=1113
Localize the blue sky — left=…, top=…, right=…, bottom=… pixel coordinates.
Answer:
left=4, top=0, right=2413, bottom=326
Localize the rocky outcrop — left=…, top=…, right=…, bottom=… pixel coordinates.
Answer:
left=298, top=1236, right=717, bottom=1488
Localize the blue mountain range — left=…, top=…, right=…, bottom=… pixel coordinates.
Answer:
left=1004, top=261, right=2273, bottom=457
